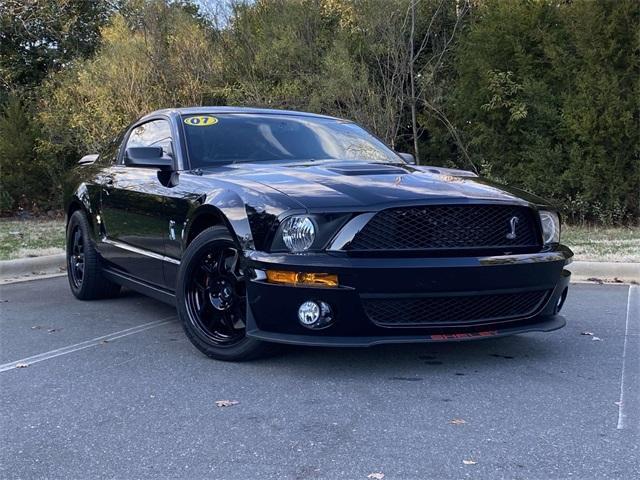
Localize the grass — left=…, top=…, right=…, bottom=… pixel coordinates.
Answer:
left=0, top=218, right=66, bottom=260
left=0, top=218, right=638, bottom=263
left=562, top=225, right=640, bottom=263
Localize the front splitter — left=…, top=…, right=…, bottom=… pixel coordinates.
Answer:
left=246, top=314, right=566, bottom=347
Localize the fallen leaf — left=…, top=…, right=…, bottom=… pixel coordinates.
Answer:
left=581, top=331, right=594, bottom=336
left=587, top=277, right=604, bottom=285
left=449, top=419, right=466, bottom=425
left=367, top=473, right=385, bottom=480
left=215, top=400, right=239, bottom=407
left=592, top=336, right=603, bottom=341
left=463, top=459, right=477, bottom=465
left=15, top=363, right=29, bottom=369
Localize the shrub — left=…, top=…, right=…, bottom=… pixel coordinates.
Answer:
left=448, top=0, right=639, bottom=224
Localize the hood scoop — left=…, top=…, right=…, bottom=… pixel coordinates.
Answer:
left=327, top=164, right=408, bottom=176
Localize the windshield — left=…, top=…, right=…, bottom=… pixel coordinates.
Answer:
left=181, top=113, right=401, bottom=167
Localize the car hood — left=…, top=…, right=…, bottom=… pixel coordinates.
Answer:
left=203, top=160, right=548, bottom=210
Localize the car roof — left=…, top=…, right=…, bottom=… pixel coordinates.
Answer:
left=139, top=106, right=342, bottom=123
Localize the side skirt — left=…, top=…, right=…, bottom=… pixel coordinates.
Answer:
left=102, top=269, right=176, bottom=307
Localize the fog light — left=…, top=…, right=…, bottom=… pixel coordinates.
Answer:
left=298, top=301, right=334, bottom=329
left=298, top=301, right=320, bottom=326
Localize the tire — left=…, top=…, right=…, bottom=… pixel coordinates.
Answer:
left=177, top=225, right=274, bottom=361
left=66, top=210, right=121, bottom=300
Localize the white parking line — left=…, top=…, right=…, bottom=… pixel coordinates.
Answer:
left=617, top=285, right=639, bottom=430
left=0, top=317, right=176, bottom=373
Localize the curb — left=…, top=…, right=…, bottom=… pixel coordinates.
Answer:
left=0, top=254, right=638, bottom=284
left=0, top=254, right=66, bottom=281
left=567, top=261, right=639, bottom=284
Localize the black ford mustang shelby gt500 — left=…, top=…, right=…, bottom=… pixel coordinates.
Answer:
left=64, top=107, right=572, bottom=360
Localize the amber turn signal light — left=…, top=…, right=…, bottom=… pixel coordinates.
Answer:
left=266, top=270, right=339, bottom=287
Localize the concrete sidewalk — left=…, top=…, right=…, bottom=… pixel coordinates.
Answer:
left=0, top=254, right=66, bottom=283
left=567, top=261, right=640, bottom=283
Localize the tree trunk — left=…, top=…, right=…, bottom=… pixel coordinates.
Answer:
left=409, top=0, right=420, bottom=163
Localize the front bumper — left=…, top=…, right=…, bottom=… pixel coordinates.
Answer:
left=243, top=246, right=573, bottom=347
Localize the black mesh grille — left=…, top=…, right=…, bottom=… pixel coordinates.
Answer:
left=347, top=204, right=540, bottom=251
left=362, top=290, right=549, bottom=326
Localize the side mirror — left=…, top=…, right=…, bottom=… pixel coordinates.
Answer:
left=125, top=147, right=173, bottom=170
left=79, top=154, right=98, bottom=165
left=397, top=152, right=416, bottom=165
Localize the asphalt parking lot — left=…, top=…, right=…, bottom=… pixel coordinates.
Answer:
left=0, top=277, right=638, bottom=479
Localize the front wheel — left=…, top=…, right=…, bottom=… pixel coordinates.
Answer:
left=176, top=226, right=273, bottom=361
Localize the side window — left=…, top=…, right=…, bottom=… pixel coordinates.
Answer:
left=122, top=119, right=172, bottom=164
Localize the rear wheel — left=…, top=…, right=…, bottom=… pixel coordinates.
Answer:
left=66, top=210, right=121, bottom=300
left=177, top=226, right=273, bottom=361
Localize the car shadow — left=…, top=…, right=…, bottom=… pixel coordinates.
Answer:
left=112, top=288, right=566, bottom=374
left=259, top=333, right=562, bottom=379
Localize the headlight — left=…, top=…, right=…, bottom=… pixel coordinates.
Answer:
left=281, top=216, right=316, bottom=252
left=270, top=214, right=351, bottom=253
left=539, top=210, right=560, bottom=245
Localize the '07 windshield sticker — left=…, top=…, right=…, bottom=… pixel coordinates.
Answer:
left=184, top=115, right=218, bottom=126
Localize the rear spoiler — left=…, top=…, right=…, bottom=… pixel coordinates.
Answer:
left=78, top=154, right=99, bottom=165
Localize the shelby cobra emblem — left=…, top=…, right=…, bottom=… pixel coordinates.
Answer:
left=506, top=216, right=520, bottom=240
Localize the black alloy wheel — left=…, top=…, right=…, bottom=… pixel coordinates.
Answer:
left=184, top=244, right=246, bottom=346
left=177, top=226, right=273, bottom=361
left=66, top=210, right=121, bottom=300
left=68, top=224, right=85, bottom=289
